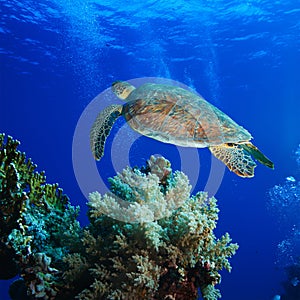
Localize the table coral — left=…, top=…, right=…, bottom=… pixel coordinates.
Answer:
left=1, top=134, right=238, bottom=300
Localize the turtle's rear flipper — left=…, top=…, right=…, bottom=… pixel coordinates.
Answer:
left=90, top=105, right=123, bottom=160
left=209, top=144, right=257, bottom=178
left=240, top=142, right=274, bottom=169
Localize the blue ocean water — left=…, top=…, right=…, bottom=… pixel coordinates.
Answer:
left=1, top=0, right=300, bottom=299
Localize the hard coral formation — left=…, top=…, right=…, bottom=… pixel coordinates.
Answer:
left=66, top=155, right=238, bottom=300
left=1, top=134, right=238, bottom=300
left=89, top=156, right=189, bottom=223
left=0, top=133, right=82, bottom=299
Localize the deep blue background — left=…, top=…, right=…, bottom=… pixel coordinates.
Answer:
left=1, top=0, right=300, bottom=299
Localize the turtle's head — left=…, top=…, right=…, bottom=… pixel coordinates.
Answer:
left=112, top=81, right=135, bottom=100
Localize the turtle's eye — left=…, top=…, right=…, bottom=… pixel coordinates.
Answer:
left=227, top=143, right=234, bottom=147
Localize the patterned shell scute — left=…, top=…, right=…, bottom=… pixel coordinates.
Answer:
left=123, top=83, right=252, bottom=147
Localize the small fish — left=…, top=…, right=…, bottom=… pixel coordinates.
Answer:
left=272, top=295, right=281, bottom=300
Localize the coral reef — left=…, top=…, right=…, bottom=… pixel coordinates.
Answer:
left=0, top=133, right=82, bottom=299
left=65, top=155, right=238, bottom=300
left=1, top=134, right=238, bottom=300
left=88, top=156, right=189, bottom=223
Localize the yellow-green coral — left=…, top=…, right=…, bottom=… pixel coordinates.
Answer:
left=0, top=133, right=82, bottom=298
left=0, top=134, right=71, bottom=237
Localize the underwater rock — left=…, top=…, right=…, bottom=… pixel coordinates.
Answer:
left=0, top=134, right=238, bottom=300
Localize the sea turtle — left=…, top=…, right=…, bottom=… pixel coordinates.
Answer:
left=90, top=81, right=274, bottom=177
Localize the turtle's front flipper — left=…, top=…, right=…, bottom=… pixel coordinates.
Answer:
left=90, top=105, right=123, bottom=160
left=240, top=142, right=274, bottom=169
left=209, top=144, right=257, bottom=178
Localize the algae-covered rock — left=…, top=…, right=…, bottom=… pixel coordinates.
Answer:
left=0, top=134, right=238, bottom=300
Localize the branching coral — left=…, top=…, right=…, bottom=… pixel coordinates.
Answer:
left=88, top=157, right=189, bottom=223
left=65, top=155, right=239, bottom=300
left=0, top=133, right=82, bottom=299
left=1, top=134, right=238, bottom=300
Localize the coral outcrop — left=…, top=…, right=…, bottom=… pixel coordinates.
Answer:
left=0, top=133, right=82, bottom=299
left=0, top=134, right=238, bottom=300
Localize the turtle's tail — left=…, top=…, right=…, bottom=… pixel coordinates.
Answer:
left=240, top=142, right=274, bottom=169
